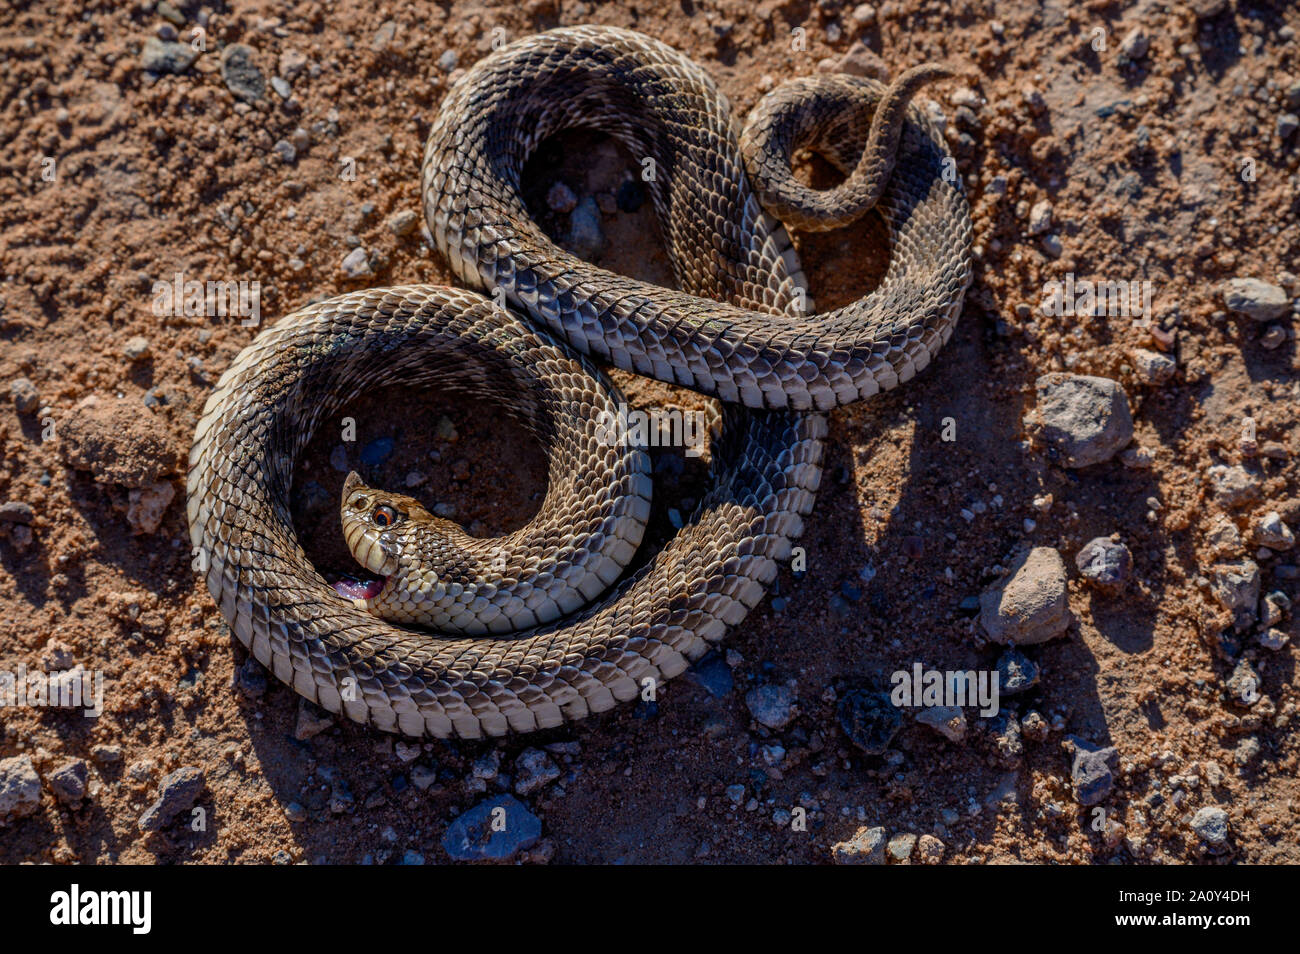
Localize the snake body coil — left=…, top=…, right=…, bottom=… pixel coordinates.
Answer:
left=186, top=26, right=972, bottom=739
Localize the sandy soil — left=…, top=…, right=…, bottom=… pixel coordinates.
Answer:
left=1, top=0, right=1297, bottom=864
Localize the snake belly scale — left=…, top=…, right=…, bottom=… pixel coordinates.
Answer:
left=186, top=25, right=972, bottom=739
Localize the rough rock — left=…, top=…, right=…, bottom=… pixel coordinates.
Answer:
left=1221, top=278, right=1290, bottom=322
left=1032, top=374, right=1134, bottom=468
left=887, top=833, right=917, bottom=862
left=996, top=648, right=1041, bottom=694
left=746, top=683, right=796, bottom=730
left=1132, top=348, right=1176, bottom=384
left=138, top=765, right=205, bottom=832
left=1069, top=739, right=1118, bottom=806
left=1189, top=806, right=1230, bottom=853
left=916, top=833, right=945, bottom=864
left=980, top=547, right=1073, bottom=644
left=837, top=688, right=901, bottom=754
left=126, top=480, right=175, bottom=534
left=1207, top=465, right=1262, bottom=509
left=0, top=755, right=43, bottom=822
left=513, top=748, right=561, bottom=796
left=1210, top=560, right=1260, bottom=614
left=1075, top=536, right=1133, bottom=593
left=48, top=760, right=88, bottom=808
left=1255, top=511, right=1294, bottom=550
left=220, top=44, right=266, bottom=103
left=916, top=705, right=967, bottom=742
left=830, top=825, right=887, bottom=864
left=294, top=699, right=335, bottom=740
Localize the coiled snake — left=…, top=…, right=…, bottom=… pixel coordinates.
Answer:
left=186, top=26, right=972, bottom=738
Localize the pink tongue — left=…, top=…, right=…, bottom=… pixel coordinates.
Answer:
left=333, top=578, right=385, bottom=600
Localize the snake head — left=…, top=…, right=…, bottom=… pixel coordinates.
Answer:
left=339, top=471, right=427, bottom=579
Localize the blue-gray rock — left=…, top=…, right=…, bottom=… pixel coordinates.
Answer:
left=837, top=688, right=901, bottom=755
left=443, top=795, right=541, bottom=862
left=221, top=44, right=266, bottom=103
left=360, top=437, right=394, bottom=466
left=566, top=196, right=606, bottom=259
left=138, top=765, right=205, bottom=831
left=1075, top=536, right=1133, bottom=593
left=141, top=36, right=197, bottom=74
left=1068, top=738, right=1118, bottom=806
left=745, top=683, right=795, bottom=730
left=996, top=648, right=1040, bottom=695
left=48, top=760, right=88, bottom=807
left=513, top=748, right=560, bottom=796
left=689, top=652, right=733, bottom=697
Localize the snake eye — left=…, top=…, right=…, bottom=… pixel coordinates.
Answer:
left=372, top=505, right=399, bottom=528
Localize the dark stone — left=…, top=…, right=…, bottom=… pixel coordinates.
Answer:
left=837, top=689, right=901, bottom=755
left=138, top=765, right=205, bottom=831
left=442, top=795, right=541, bottom=862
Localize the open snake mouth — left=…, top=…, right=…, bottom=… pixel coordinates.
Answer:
left=333, top=577, right=387, bottom=600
